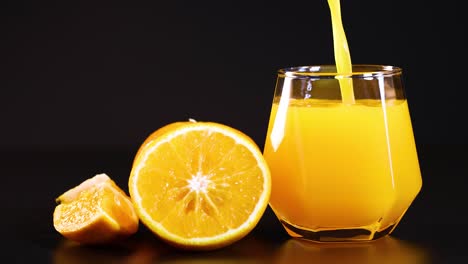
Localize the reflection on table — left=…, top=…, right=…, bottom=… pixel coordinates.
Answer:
left=53, top=230, right=430, bottom=264
left=273, top=236, right=430, bottom=264
left=53, top=234, right=274, bottom=264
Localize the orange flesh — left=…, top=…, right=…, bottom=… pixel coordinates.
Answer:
left=134, top=129, right=265, bottom=239
left=53, top=178, right=138, bottom=244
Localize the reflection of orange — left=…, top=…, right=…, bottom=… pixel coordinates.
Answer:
left=273, top=236, right=430, bottom=264
left=53, top=236, right=167, bottom=264
left=129, top=121, right=271, bottom=250
left=156, top=235, right=274, bottom=263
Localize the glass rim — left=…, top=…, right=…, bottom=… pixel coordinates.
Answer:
left=278, top=64, right=402, bottom=78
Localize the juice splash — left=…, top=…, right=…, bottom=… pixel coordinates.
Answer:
left=328, top=0, right=355, bottom=104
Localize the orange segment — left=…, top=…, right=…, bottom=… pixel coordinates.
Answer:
left=53, top=174, right=139, bottom=244
left=129, top=121, right=271, bottom=250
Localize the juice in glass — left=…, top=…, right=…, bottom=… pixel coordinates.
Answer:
left=263, top=66, right=422, bottom=241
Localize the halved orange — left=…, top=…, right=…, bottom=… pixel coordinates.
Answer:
left=53, top=173, right=139, bottom=244
left=128, top=120, right=271, bottom=250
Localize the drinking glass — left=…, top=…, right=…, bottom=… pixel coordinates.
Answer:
left=263, top=65, right=422, bottom=242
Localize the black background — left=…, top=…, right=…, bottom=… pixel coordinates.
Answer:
left=2, top=0, right=467, bottom=148
left=1, top=0, right=467, bottom=263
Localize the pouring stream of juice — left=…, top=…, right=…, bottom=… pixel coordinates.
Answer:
left=327, top=0, right=355, bottom=105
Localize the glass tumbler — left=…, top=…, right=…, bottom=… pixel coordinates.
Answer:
left=263, top=65, right=422, bottom=242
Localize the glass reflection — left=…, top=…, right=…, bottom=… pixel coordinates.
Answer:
left=273, top=236, right=430, bottom=264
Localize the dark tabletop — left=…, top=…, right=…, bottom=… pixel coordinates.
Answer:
left=2, top=1, right=467, bottom=263
left=1, top=143, right=467, bottom=264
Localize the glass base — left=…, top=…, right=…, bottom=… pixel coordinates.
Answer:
left=280, top=220, right=397, bottom=243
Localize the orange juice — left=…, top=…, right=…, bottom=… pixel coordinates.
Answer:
left=263, top=98, right=422, bottom=236
left=327, top=0, right=354, bottom=104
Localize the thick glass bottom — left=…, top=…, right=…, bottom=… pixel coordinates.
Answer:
left=280, top=219, right=397, bottom=242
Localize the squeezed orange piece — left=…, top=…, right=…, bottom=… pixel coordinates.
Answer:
left=53, top=173, right=139, bottom=244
